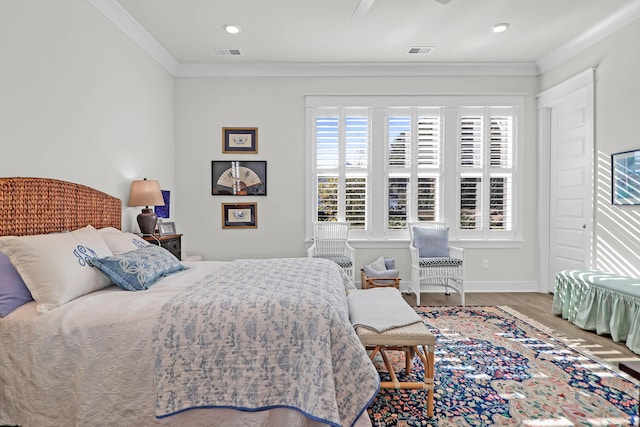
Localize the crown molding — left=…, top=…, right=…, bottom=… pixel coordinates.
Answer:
left=87, top=0, right=178, bottom=75
left=89, top=0, right=639, bottom=78
left=175, top=62, right=539, bottom=78
left=537, top=0, right=640, bottom=74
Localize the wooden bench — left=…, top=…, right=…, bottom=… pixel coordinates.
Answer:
left=348, top=289, right=435, bottom=418
left=552, top=269, right=640, bottom=355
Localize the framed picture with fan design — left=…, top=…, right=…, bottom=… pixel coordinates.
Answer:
left=211, top=161, right=267, bottom=196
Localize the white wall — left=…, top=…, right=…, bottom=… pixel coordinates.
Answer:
left=5, top=1, right=638, bottom=289
left=0, top=0, right=176, bottom=231
left=540, top=17, right=640, bottom=278
left=175, top=75, right=540, bottom=290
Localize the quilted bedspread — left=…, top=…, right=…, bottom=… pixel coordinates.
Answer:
left=153, top=257, right=380, bottom=427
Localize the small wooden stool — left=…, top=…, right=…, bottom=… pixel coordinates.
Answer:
left=361, top=269, right=400, bottom=290
left=356, top=321, right=436, bottom=417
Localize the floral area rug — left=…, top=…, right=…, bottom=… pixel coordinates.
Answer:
left=367, top=306, right=639, bottom=426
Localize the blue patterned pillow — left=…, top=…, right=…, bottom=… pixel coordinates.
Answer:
left=88, top=245, right=186, bottom=291
left=412, top=227, right=449, bottom=258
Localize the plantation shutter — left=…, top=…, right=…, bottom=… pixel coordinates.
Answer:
left=388, top=111, right=411, bottom=230
left=489, top=115, right=513, bottom=231
left=416, top=111, right=440, bottom=222
left=387, top=108, right=441, bottom=231
left=458, top=108, right=515, bottom=237
left=314, top=108, right=369, bottom=230
left=459, top=114, right=483, bottom=231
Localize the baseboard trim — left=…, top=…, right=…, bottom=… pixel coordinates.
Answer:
left=392, top=280, right=541, bottom=294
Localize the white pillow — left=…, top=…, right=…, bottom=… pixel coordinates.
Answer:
left=99, top=230, right=150, bottom=255
left=0, top=225, right=114, bottom=311
left=368, top=256, right=387, bottom=271
left=97, top=227, right=122, bottom=234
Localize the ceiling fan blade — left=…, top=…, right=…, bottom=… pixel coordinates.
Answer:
left=352, top=0, right=376, bottom=18
left=433, top=0, right=452, bottom=4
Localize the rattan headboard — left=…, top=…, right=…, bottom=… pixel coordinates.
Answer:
left=0, top=177, right=122, bottom=237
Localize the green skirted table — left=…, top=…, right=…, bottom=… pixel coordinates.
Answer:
left=552, top=269, right=640, bottom=355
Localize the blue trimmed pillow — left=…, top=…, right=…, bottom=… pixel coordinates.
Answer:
left=412, top=227, right=449, bottom=258
left=0, top=252, right=33, bottom=317
left=88, top=245, right=186, bottom=291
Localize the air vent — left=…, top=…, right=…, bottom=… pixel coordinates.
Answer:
left=216, top=48, right=243, bottom=56
left=408, top=46, right=433, bottom=55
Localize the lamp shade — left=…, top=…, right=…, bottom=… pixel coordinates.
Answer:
left=128, top=179, right=165, bottom=236
left=128, top=179, right=165, bottom=207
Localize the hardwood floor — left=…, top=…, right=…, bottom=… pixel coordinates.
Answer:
left=403, top=291, right=640, bottom=366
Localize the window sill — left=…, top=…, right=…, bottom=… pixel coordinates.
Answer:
left=348, top=239, right=525, bottom=250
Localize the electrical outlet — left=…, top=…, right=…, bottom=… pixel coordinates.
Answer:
left=481, top=259, right=489, bottom=270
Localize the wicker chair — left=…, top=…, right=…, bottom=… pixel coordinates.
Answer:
left=408, top=222, right=464, bottom=306
left=307, top=221, right=356, bottom=284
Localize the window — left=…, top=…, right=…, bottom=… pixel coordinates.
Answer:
left=314, top=108, right=369, bottom=230
left=387, top=108, right=442, bottom=232
left=307, top=95, right=522, bottom=243
left=458, top=108, right=514, bottom=239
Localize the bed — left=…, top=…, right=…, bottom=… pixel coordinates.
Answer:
left=0, top=177, right=379, bottom=427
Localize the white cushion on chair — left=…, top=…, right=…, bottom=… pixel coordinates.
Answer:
left=412, top=227, right=449, bottom=257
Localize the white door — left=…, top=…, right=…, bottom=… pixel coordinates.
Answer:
left=538, top=69, right=595, bottom=292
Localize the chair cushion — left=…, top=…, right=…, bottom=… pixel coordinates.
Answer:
left=412, top=227, right=449, bottom=257
left=316, top=255, right=352, bottom=268
left=418, top=257, right=463, bottom=267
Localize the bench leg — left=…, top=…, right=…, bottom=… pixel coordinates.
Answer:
left=411, top=345, right=434, bottom=418
left=369, top=343, right=435, bottom=418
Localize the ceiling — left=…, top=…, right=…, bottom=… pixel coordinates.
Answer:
left=104, top=0, right=639, bottom=75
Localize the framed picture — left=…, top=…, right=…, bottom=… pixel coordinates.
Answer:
left=222, top=203, right=257, bottom=229
left=154, top=190, right=170, bottom=219
left=211, top=160, right=267, bottom=196
left=222, top=127, right=258, bottom=153
left=612, top=149, right=640, bottom=205
left=158, top=221, right=176, bottom=236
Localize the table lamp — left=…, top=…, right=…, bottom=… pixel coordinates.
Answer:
left=128, top=178, right=165, bottom=236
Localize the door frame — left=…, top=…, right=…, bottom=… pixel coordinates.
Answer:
left=537, top=68, right=596, bottom=293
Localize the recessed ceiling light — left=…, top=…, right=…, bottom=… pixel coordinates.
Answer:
left=491, top=23, right=510, bottom=33
left=223, top=24, right=241, bottom=34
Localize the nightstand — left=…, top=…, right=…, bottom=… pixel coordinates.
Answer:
left=143, top=234, right=182, bottom=260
